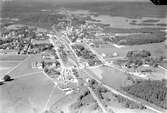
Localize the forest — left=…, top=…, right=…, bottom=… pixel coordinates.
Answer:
left=123, top=79, right=167, bottom=109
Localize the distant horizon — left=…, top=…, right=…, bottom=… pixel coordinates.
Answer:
left=2, top=0, right=150, bottom=3
left=1, top=0, right=151, bottom=6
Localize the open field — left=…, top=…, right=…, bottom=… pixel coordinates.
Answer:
left=6, top=55, right=42, bottom=78
left=0, top=68, right=11, bottom=79
left=100, top=66, right=130, bottom=89
left=89, top=67, right=103, bottom=80
left=31, top=39, right=50, bottom=44
left=0, top=61, right=21, bottom=68
left=104, top=27, right=166, bottom=34
left=0, top=72, right=55, bottom=113
left=0, top=55, right=27, bottom=61
left=94, top=42, right=167, bottom=58
left=104, top=27, right=166, bottom=45
left=83, top=68, right=103, bottom=80
left=0, top=61, right=21, bottom=78
left=44, top=86, right=66, bottom=110
left=84, top=66, right=131, bottom=89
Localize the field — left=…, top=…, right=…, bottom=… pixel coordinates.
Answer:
left=0, top=55, right=27, bottom=61
left=0, top=72, right=56, bottom=113
left=31, top=39, right=50, bottom=45
left=104, top=27, right=166, bottom=34
left=100, top=66, right=130, bottom=89
left=84, top=66, right=131, bottom=89
left=6, top=55, right=42, bottom=78
left=0, top=55, right=25, bottom=78
left=0, top=61, right=21, bottom=78
left=0, top=55, right=29, bottom=79
left=0, top=68, right=11, bottom=79
left=94, top=42, right=167, bottom=58
left=44, top=86, right=66, bottom=110
left=0, top=61, right=21, bottom=68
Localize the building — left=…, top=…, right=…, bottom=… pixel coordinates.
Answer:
left=32, top=62, right=42, bottom=69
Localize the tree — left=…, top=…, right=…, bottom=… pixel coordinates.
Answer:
left=41, top=61, right=45, bottom=69
left=3, top=75, right=11, bottom=81
left=123, top=80, right=167, bottom=109
left=0, top=81, right=4, bottom=85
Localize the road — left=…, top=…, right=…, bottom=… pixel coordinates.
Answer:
left=88, top=86, right=110, bottom=113
left=52, top=25, right=80, bottom=67
left=49, top=37, right=65, bottom=68
left=83, top=41, right=106, bottom=64
left=105, top=56, right=125, bottom=61
left=82, top=69, right=166, bottom=113
left=52, top=24, right=166, bottom=113
left=52, top=25, right=112, bottom=113
left=159, top=65, right=167, bottom=72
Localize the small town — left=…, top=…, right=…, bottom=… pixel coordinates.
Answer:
left=0, top=1, right=167, bottom=113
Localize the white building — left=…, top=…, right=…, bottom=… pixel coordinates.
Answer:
left=32, top=62, right=42, bottom=69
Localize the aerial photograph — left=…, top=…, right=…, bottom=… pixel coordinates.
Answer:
left=0, top=0, right=167, bottom=113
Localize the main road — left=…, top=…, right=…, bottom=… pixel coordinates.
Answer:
left=52, top=24, right=166, bottom=113
left=88, top=86, right=111, bottom=113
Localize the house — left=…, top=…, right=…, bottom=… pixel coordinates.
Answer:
left=32, top=62, right=42, bottom=69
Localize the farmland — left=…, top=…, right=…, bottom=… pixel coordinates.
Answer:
left=94, top=42, right=167, bottom=58
left=0, top=72, right=56, bottom=113
left=6, top=55, right=42, bottom=78
left=0, top=55, right=27, bottom=61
